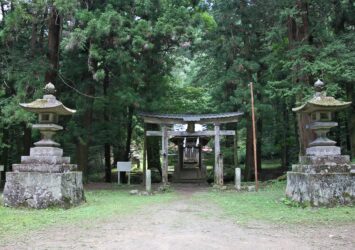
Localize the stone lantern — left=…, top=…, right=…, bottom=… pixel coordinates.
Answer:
left=286, top=79, right=355, bottom=206
left=3, top=83, right=84, bottom=208
left=21, top=82, right=75, bottom=152
left=293, top=79, right=351, bottom=155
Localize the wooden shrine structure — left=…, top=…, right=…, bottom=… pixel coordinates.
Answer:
left=139, top=112, right=243, bottom=185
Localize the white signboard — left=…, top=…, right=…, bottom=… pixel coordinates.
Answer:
left=0, top=165, right=4, bottom=172
left=117, top=162, right=132, bottom=185
left=117, top=162, right=132, bottom=172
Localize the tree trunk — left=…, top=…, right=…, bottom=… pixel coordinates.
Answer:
left=256, top=117, right=262, bottom=172
left=117, top=106, right=134, bottom=184
left=281, top=103, right=290, bottom=169
left=1, top=128, right=9, bottom=184
left=297, top=113, right=315, bottom=155
left=39, top=8, right=48, bottom=51
left=45, top=6, right=61, bottom=84
left=75, top=82, right=95, bottom=182
left=31, top=19, right=37, bottom=56
left=347, top=82, right=355, bottom=158
left=124, top=106, right=134, bottom=161
left=76, top=139, right=89, bottom=183
left=351, top=112, right=355, bottom=159
left=23, top=123, right=32, bottom=156
left=103, top=68, right=111, bottom=183
left=288, top=0, right=313, bottom=155
left=333, top=0, right=345, bottom=34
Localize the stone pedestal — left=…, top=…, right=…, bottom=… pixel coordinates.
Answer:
left=286, top=155, right=355, bottom=206
left=2, top=146, right=85, bottom=209
left=3, top=172, right=84, bottom=208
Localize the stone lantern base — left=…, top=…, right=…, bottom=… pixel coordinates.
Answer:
left=286, top=154, right=355, bottom=206
left=2, top=146, right=85, bottom=209
left=3, top=172, right=84, bottom=209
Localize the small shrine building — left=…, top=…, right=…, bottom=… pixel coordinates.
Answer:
left=139, top=112, right=243, bottom=185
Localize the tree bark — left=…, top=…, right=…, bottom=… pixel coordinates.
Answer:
left=1, top=128, right=9, bottom=184
left=124, top=106, right=134, bottom=161
left=75, top=83, right=95, bottom=183
left=76, top=139, right=89, bottom=182
left=351, top=112, right=355, bottom=159
left=297, top=113, right=315, bottom=155
left=256, top=116, right=262, bottom=172
left=347, top=83, right=355, bottom=158
left=22, top=123, right=32, bottom=156
left=30, top=13, right=37, bottom=57
left=103, top=68, right=111, bottom=183
left=288, top=0, right=314, bottom=155
left=39, top=8, right=48, bottom=51
left=45, top=5, right=61, bottom=84
left=281, top=103, right=290, bottom=169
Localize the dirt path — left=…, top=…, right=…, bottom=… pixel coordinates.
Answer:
left=1, top=186, right=354, bottom=250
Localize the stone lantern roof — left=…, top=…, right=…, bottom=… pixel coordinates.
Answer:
left=19, top=82, right=76, bottom=115
left=292, top=79, right=351, bottom=113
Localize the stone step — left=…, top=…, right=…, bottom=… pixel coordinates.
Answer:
left=299, top=155, right=350, bottom=165
left=12, top=163, right=77, bottom=173
left=292, top=164, right=352, bottom=174
left=306, top=146, right=341, bottom=156
left=21, top=156, right=70, bottom=164
left=30, top=147, right=63, bottom=157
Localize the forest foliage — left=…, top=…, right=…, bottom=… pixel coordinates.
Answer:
left=0, top=0, right=354, bottom=182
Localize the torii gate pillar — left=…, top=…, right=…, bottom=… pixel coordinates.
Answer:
left=214, top=123, right=223, bottom=186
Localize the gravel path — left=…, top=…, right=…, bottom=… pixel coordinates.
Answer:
left=1, top=186, right=354, bottom=250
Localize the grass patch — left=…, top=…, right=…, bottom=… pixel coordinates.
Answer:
left=195, top=181, right=355, bottom=225
left=0, top=186, right=175, bottom=242
left=261, top=160, right=281, bottom=169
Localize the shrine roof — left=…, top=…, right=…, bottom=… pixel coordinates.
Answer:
left=139, top=112, right=243, bottom=124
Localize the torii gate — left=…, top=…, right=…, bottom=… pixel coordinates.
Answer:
left=139, top=112, right=243, bottom=186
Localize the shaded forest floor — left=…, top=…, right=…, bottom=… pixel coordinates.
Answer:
left=1, top=183, right=354, bottom=250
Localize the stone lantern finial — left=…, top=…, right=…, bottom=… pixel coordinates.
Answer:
left=44, top=82, right=56, bottom=95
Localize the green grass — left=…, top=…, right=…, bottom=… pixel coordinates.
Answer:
left=0, top=186, right=175, bottom=242
left=195, top=181, right=355, bottom=225
left=261, top=160, right=282, bottom=169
